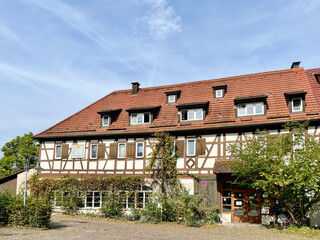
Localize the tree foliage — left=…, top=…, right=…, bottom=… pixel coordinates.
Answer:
left=147, top=132, right=181, bottom=197
left=228, top=121, right=320, bottom=226
left=0, top=132, right=39, bottom=177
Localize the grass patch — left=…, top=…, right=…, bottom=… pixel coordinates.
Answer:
left=280, top=226, right=320, bottom=239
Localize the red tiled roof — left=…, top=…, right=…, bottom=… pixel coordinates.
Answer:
left=212, top=161, right=231, bottom=174
left=34, top=67, right=320, bottom=139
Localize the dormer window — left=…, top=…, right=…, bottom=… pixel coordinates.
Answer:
left=238, top=102, right=264, bottom=117
left=131, top=112, right=151, bottom=124
left=165, top=90, right=181, bottom=104
left=102, top=115, right=110, bottom=127
left=283, top=91, right=306, bottom=114
left=292, top=97, right=302, bottom=112
left=181, top=108, right=204, bottom=121
left=213, top=85, right=227, bottom=99
left=215, top=89, right=223, bottom=98
left=167, top=95, right=176, bottom=103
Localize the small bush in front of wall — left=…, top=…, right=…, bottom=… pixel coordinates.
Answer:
left=140, top=197, right=162, bottom=223
left=0, top=190, right=14, bottom=224
left=175, top=190, right=205, bottom=227
left=61, top=194, right=83, bottom=215
left=0, top=191, right=52, bottom=228
left=100, top=194, right=123, bottom=219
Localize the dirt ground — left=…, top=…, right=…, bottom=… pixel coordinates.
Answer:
left=0, top=215, right=318, bottom=240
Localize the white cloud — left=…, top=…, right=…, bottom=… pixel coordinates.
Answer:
left=137, top=0, right=182, bottom=40
left=0, top=20, right=28, bottom=51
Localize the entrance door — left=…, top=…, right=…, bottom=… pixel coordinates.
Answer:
left=232, top=190, right=261, bottom=223
left=221, top=180, right=262, bottom=223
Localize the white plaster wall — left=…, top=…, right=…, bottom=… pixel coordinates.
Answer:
left=106, top=160, right=115, bottom=170
left=16, top=169, right=38, bottom=194
left=44, top=141, right=54, bottom=149
left=135, top=160, right=144, bottom=170
left=226, top=133, right=238, bottom=141
left=180, top=178, right=194, bottom=195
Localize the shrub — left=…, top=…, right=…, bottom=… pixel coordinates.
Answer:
left=175, top=190, right=205, bottom=227
left=8, top=196, right=52, bottom=228
left=100, top=194, right=123, bottom=218
left=61, top=193, right=82, bottom=215
left=0, top=190, right=14, bottom=224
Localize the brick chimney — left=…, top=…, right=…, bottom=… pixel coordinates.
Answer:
left=131, top=82, right=140, bottom=95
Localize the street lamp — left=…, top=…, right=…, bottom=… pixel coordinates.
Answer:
left=11, top=154, right=42, bottom=205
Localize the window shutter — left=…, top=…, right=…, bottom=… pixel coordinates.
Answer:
left=61, top=144, right=69, bottom=159
left=127, top=142, right=135, bottom=159
left=109, top=143, right=117, bottom=159
left=196, top=138, right=206, bottom=155
left=176, top=140, right=184, bottom=157
left=98, top=143, right=106, bottom=159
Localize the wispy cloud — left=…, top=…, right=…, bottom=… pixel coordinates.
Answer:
left=0, top=20, right=28, bottom=51
left=24, top=0, right=139, bottom=72
left=136, top=0, right=182, bottom=40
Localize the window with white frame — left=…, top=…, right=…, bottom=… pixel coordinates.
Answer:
left=215, top=89, right=224, bottom=98
left=187, top=139, right=196, bottom=156
left=102, top=115, right=110, bottom=127
left=181, top=108, right=204, bottom=121
left=118, top=143, right=126, bottom=158
left=55, top=145, right=62, bottom=159
left=90, top=144, right=98, bottom=159
left=136, top=142, right=144, bottom=158
left=131, top=113, right=151, bottom=124
left=238, top=102, right=264, bottom=117
left=85, top=192, right=101, bottom=208
left=292, top=97, right=303, bottom=112
left=171, top=141, right=176, bottom=156
left=167, top=95, right=176, bottom=103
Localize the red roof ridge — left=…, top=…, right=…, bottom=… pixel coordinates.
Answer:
left=113, top=67, right=305, bottom=94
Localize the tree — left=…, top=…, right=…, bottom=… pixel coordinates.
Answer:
left=0, top=132, right=39, bottom=177
left=228, top=121, right=320, bottom=226
left=147, top=132, right=181, bottom=197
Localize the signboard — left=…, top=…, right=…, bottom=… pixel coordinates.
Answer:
left=201, top=181, right=207, bottom=187
left=72, top=144, right=85, bottom=158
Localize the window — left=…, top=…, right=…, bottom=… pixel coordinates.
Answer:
left=171, top=141, right=176, bottom=156
left=238, top=102, right=264, bottom=117
left=85, top=192, right=101, bottom=208
left=90, top=144, right=98, bottom=159
left=292, top=97, right=302, bottom=112
left=102, top=115, right=110, bottom=127
left=136, top=142, right=144, bottom=158
left=181, top=108, right=204, bottom=121
left=131, top=113, right=151, bottom=124
left=118, top=143, right=126, bottom=158
left=215, top=89, right=224, bottom=98
left=293, top=133, right=305, bottom=151
left=187, top=139, right=196, bottom=156
left=167, top=95, right=176, bottom=103
left=55, top=145, right=62, bottom=159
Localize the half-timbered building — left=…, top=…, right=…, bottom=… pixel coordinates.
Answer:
left=33, top=63, right=320, bottom=224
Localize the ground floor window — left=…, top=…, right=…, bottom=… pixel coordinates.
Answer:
left=53, top=186, right=152, bottom=209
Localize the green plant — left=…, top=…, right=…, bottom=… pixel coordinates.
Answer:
left=131, top=207, right=141, bottom=221
left=100, top=194, right=123, bottom=219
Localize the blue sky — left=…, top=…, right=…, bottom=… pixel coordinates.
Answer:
left=0, top=0, right=320, bottom=156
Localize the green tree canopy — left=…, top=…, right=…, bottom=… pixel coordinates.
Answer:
left=0, top=132, right=39, bottom=177
left=228, top=121, right=320, bottom=226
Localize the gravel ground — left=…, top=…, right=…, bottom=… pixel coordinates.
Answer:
left=0, top=215, right=318, bottom=240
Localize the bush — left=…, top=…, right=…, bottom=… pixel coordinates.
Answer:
left=0, top=192, right=52, bottom=228
left=175, top=190, right=205, bottom=227
left=100, top=194, right=123, bottom=218
left=61, top=193, right=82, bottom=215
left=8, top=196, right=52, bottom=228
left=141, top=196, right=162, bottom=223
left=0, top=190, right=14, bottom=224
